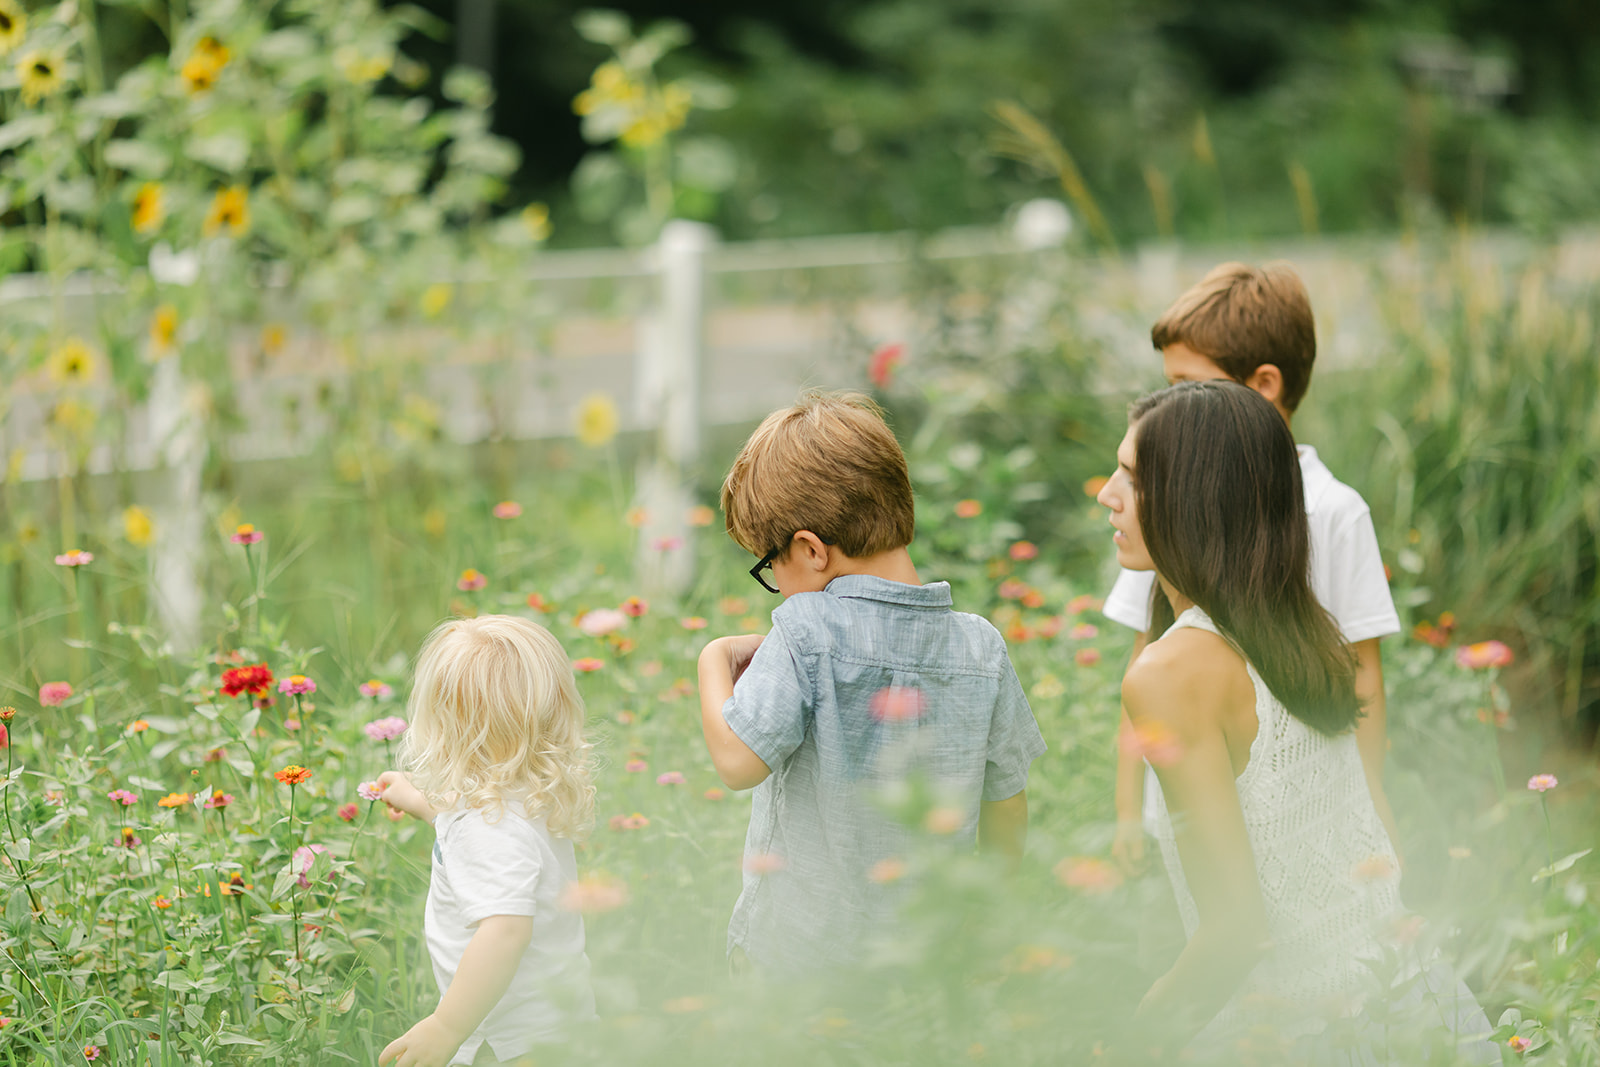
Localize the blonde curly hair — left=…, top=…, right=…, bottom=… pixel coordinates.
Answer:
left=400, top=615, right=595, bottom=837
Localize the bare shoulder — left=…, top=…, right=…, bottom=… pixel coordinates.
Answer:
left=1121, top=627, right=1252, bottom=740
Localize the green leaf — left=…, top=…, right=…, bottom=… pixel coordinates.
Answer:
left=1532, top=848, right=1591, bottom=882
left=187, top=133, right=252, bottom=175
left=573, top=9, right=631, bottom=46
left=104, top=139, right=171, bottom=177
left=441, top=68, right=492, bottom=109
left=0, top=115, right=53, bottom=152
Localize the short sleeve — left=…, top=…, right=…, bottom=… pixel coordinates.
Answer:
left=721, top=621, right=813, bottom=772
left=1103, top=568, right=1156, bottom=632
left=1319, top=508, right=1401, bottom=643
left=982, top=653, right=1047, bottom=801
left=437, top=812, right=543, bottom=925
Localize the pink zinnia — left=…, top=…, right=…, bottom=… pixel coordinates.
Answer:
left=620, top=596, right=648, bottom=618
left=293, top=843, right=330, bottom=887
left=358, top=679, right=394, bottom=700
left=457, top=568, right=487, bottom=591
left=357, top=781, right=386, bottom=802
left=1527, top=774, right=1558, bottom=793
left=39, top=682, right=73, bottom=706
left=204, top=790, right=234, bottom=810
left=55, top=549, right=94, bottom=567
left=229, top=524, right=264, bottom=545
left=656, top=771, right=686, bottom=785
left=704, top=788, right=725, bottom=801
left=998, top=579, right=1030, bottom=601
left=278, top=675, right=316, bottom=696
left=1508, top=1036, right=1532, bottom=1053
left=680, top=616, right=708, bottom=630
left=363, top=717, right=408, bottom=742
left=1008, top=540, right=1039, bottom=562
left=870, top=686, right=925, bottom=723
left=868, top=342, right=904, bottom=388
left=578, top=608, right=628, bottom=637
left=572, top=657, right=604, bottom=673
left=1075, top=648, right=1101, bottom=667
left=337, top=802, right=359, bottom=822
left=1456, top=640, right=1514, bottom=670
left=1065, top=594, right=1102, bottom=615
left=625, top=759, right=648, bottom=773
left=492, top=501, right=522, bottom=519
left=107, top=789, right=139, bottom=806
left=1070, top=623, right=1098, bottom=640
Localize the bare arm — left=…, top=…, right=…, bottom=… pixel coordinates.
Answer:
left=1112, top=630, right=1151, bottom=872
left=379, top=914, right=535, bottom=1067
left=1125, top=646, right=1271, bottom=1050
left=978, top=790, right=1028, bottom=867
left=696, top=635, right=773, bottom=791
left=375, top=771, right=440, bottom=824
left=1351, top=638, right=1402, bottom=865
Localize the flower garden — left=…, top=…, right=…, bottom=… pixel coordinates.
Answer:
left=1, top=0, right=1598, bottom=1062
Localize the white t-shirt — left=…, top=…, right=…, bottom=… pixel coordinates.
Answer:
left=425, top=803, right=597, bottom=1064
left=1102, top=445, right=1401, bottom=643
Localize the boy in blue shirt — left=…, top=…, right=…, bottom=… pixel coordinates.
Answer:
left=696, top=391, right=1047, bottom=973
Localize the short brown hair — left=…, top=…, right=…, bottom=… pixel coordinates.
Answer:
left=721, top=391, right=914, bottom=559
left=1150, top=261, right=1316, bottom=412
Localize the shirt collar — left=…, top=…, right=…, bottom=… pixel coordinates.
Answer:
left=1296, top=444, right=1335, bottom=515
left=824, top=573, right=953, bottom=607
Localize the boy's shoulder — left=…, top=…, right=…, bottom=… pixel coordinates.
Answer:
left=1300, top=446, right=1372, bottom=524
left=770, top=581, right=1006, bottom=666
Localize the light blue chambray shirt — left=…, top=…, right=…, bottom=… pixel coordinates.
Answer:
left=722, top=574, right=1046, bottom=973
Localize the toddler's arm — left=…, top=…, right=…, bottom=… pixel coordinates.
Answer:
left=697, top=634, right=774, bottom=790
left=379, top=914, right=534, bottom=1067
left=978, top=790, right=1028, bottom=867
left=375, top=771, right=439, bottom=824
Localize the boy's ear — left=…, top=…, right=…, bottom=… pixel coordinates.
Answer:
left=790, top=531, right=831, bottom=571
left=1243, top=364, right=1284, bottom=406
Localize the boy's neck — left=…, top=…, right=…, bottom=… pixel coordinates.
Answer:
left=823, top=546, right=920, bottom=588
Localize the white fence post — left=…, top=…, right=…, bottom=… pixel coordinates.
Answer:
left=635, top=220, right=716, bottom=598
left=147, top=357, right=204, bottom=651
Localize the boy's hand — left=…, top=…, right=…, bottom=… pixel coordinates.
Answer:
left=378, top=1012, right=466, bottom=1067
left=718, top=633, right=765, bottom=684
left=375, top=771, right=435, bottom=823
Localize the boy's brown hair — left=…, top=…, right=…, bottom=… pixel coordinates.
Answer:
left=1150, top=261, right=1317, bottom=412
left=721, top=391, right=914, bottom=559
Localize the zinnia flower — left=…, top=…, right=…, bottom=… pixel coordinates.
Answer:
left=868, top=342, right=904, bottom=389
left=1528, top=774, right=1558, bottom=793
left=656, top=771, right=686, bottom=785
left=230, top=523, right=263, bottom=545
left=358, top=679, right=394, bottom=700
left=220, top=872, right=251, bottom=896
left=1008, top=541, right=1039, bottom=562
left=292, top=843, right=330, bottom=887
left=274, top=765, right=311, bottom=786
left=153, top=895, right=172, bottom=910
left=203, top=790, right=233, bottom=810
left=221, top=664, right=274, bottom=698
left=132, top=183, right=165, bottom=235
left=117, top=828, right=141, bottom=849
left=954, top=499, right=982, bottom=518
left=1070, top=623, right=1098, bottom=640
left=1054, top=856, right=1122, bottom=894
left=1075, top=648, right=1102, bottom=667
left=703, top=788, right=725, bottom=801
left=686, top=505, right=715, bottom=527
left=278, top=675, right=316, bottom=696
left=620, top=596, right=648, bottom=618
left=571, top=658, right=604, bottom=673
left=680, top=616, right=708, bottom=630
left=357, top=781, right=386, bottom=802
left=83, top=1045, right=101, bottom=1061
left=578, top=608, right=628, bottom=637
left=1065, top=594, right=1102, bottom=615
left=203, top=185, right=250, bottom=238
left=492, top=501, right=522, bottom=519
left=337, top=802, right=359, bottom=821
left=1456, top=640, right=1514, bottom=670
left=457, top=568, right=487, bottom=592
left=38, top=682, right=73, bottom=706
left=527, top=592, right=556, bottom=613
left=624, top=759, right=648, bottom=773
left=363, top=717, right=407, bottom=742
left=123, top=506, right=155, bottom=546
left=574, top=393, right=619, bottom=447
left=107, top=789, right=138, bottom=806
left=923, top=808, right=964, bottom=835
left=1508, top=1036, right=1532, bottom=1053
left=55, top=549, right=94, bottom=567
left=157, top=792, right=192, bottom=808
left=652, top=536, right=683, bottom=552
left=0, top=706, right=14, bottom=721
left=126, top=719, right=150, bottom=734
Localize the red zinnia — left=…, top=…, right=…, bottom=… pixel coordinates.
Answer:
left=221, top=663, right=274, bottom=698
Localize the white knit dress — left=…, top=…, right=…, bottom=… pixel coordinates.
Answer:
left=1150, top=607, right=1494, bottom=1060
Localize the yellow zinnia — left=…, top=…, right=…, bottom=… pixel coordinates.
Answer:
left=419, top=283, right=453, bottom=318
left=180, top=36, right=229, bottom=93
left=17, top=49, right=63, bottom=106
left=149, top=304, right=178, bottom=354
left=574, top=393, right=619, bottom=447
left=47, top=338, right=96, bottom=384
left=0, top=0, right=27, bottom=58
left=123, top=506, right=154, bottom=547
left=203, top=185, right=250, bottom=237
left=132, top=182, right=164, bottom=235
left=521, top=202, right=551, bottom=242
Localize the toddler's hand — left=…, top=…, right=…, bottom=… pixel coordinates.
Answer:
left=720, top=633, right=764, bottom=683
left=375, top=771, right=430, bottom=822
left=378, top=1012, right=466, bottom=1067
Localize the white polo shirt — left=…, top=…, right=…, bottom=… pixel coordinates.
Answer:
left=1102, top=445, right=1401, bottom=643
left=425, top=803, right=597, bottom=1064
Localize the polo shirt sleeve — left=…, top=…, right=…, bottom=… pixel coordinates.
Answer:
left=437, top=811, right=542, bottom=926
left=982, top=651, right=1047, bottom=801
left=1102, top=568, right=1156, bottom=632
left=1322, top=507, right=1401, bottom=643
left=721, top=621, right=813, bottom=772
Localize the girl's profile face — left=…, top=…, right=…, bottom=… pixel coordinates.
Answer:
left=1096, top=425, right=1154, bottom=572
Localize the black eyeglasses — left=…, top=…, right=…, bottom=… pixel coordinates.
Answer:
left=748, top=536, right=835, bottom=594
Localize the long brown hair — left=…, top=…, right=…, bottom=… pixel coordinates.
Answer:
left=1131, top=381, right=1359, bottom=734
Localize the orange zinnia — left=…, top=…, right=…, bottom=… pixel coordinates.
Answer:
left=274, top=765, right=311, bottom=786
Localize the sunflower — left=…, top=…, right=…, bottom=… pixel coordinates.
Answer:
left=0, top=0, right=27, bottom=58
left=47, top=338, right=96, bottom=385
left=149, top=304, right=178, bottom=353
left=132, top=182, right=164, bottom=235
left=202, top=185, right=250, bottom=237
left=574, top=392, right=619, bottom=447
left=179, top=35, right=229, bottom=93
left=521, top=202, right=551, bottom=242
left=17, top=49, right=63, bottom=106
